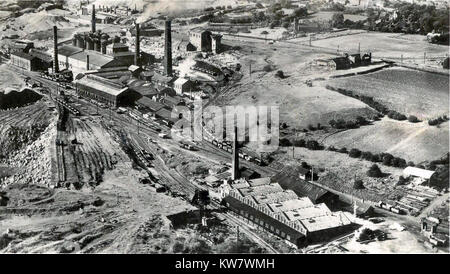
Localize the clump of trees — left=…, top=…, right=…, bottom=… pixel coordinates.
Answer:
left=367, top=164, right=383, bottom=178
left=366, top=3, right=449, bottom=40
left=428, top=115, right=449, bottom=126
left=325, top=85, right=413, bottom=122
left=328, top=146, right=408, bottom=168
left=291, top=138, right=323, bottom=151
left=353, top=179, right=365, bottom=189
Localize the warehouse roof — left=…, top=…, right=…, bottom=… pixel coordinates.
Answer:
left=29, top=49, right=52, bottom=63
left=403, top=167, right=435, bottom=180
left=75, top=75, right=128, bottom=96
left=267, top=197, right=314, bottom=213
left=58, top=45, right=83, bottom=57
left=136, top=97, right=165, bottom=112
left=11, top=51, right=35, bottom=60
left=299, top=212, right=352, bottom=233
left=272, top=165, right=334, bottom=203
left=69, top=50, right=117, bottom=67
left=155, top=108, right=179, bottom=123
left=284, top=203, right=331, bottom=222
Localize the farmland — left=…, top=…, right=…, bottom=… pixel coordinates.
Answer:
left=323, top=118, right=449, bottom=164
left=311, top=32, right=449, bottom=60
left=325, top=67, right=449, bottom=120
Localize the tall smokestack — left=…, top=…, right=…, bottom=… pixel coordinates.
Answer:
left=232, top=126, right=240, bottom=180
left=164, top=20, right=172, bottom=76
left=91, top=4, right=96, bottom=33
left=135, top=23, right=140, bottom=66
left=86, top=55, right=89, bottom=70
left=53, top=26, right=59, bottom=74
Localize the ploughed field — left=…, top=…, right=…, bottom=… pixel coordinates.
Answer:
left=326, top=67, right=449, bottom=120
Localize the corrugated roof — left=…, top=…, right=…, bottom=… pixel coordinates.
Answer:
left=299, top=211, right=352, bottom=232
left=75, top=75, right=128, bottom=96
left=271, top=165, right=332, bottom=203
left=223, top=195, right=306, bottom=239
left=267, top=197, right=314, bottom=213
left=284, top=203, right=331, bottom=222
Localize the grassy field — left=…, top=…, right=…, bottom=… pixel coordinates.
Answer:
left=214, top=38, right=379, bottom=134
left=311, top=32, right=449, bottom=59
left=326, top=67, right=449, bottom=119
left=323, top=118, right=449, bottom=164
left=271, top=146, right=404, bottom=202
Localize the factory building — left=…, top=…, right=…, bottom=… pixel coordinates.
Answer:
left=8, top=40, right=34, bottom=54
left=219, top=178, right=354, bottom=247
left=10, top=52, right=41, bottom=71
left=173, top=78, right=194, bottom=95
left=58, top=48, right=126, bottom=76
left=272, top=166, right=339, bottom=208
left=75, top=75, right=136, bottom=107
left=189, top=29, right=222, bottom=53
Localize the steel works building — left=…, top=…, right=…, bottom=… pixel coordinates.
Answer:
left=219, top=178, right=355, bottom=247
left=75, top=75, right=137, bottom=107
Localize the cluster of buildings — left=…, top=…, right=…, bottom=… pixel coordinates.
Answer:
left=206, top=128, right=354, bottom=248
left=316, top=52, right=372, bottom=70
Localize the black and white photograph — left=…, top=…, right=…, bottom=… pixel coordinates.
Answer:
left=0, top=0, right=449, bottom=263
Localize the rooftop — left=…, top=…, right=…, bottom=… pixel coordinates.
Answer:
left=299, top=212, right=353, bottom=232
left=403, top=166, right=435, bottom=180
left=267, top=197, right=315, bottom=213
left=75, top=75, right=128, bottom=96
left=11, top=51, right=35, bottom=60
left=58, top=45, right=83, bottom=57
left=69, top=50, right=119, bottom=68
left=284, top=203, right=331, bottom=222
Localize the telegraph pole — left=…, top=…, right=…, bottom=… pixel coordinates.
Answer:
left=236, top=226, right=240, bottom=244
left=424, top=52, right=426, bottom=64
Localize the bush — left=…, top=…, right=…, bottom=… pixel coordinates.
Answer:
left=301, top=162, right=309, bottom=169
left=370, top=154, right=381, bottom=162
left=367, top=164, right=383, bottom=178
left=275, top=70, right=285, bottom=78
left=407, top=161, right=415, bottom=167
left=361, top=151, right=373, bottom=161
left=306, top=140, right=321, bottom=150
left=327, top=146, right=337, bottom=151
left=349, top=148, right=362, bottom=158
left=293, top=139, right=306, bottom=147
left=382, top=154, right=394, bottom=166
left=338, top=147, right=348, bottom=154
left=279, top=138, right=292, bottom=147
left=263, top=65, right=273, bottom=72
left=307, top=124, right=315, bottom=131
left=408, top=115, right=419, bottom=123
left=353, top=179, right=365, bottom=189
